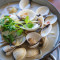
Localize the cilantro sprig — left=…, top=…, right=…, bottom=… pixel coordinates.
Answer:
left=16, top=29, right=23, bottom=36
left=0, top=16, right=16, bottom=32
left=0, top=15, right=34, bottom=44
left=23, top=23, right=34, bottom=28
left=0, top=15, right=24, bottom=44
left=24, top=16, right=31, bottom=24
left=27, top=23, right=34, bottom=28
left=3, top=34, right=15, bottom=45
left=23, top=16, right=34, bottom=28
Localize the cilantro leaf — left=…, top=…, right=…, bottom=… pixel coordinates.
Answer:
left=23, top=25, right=26, bottom=28
left=3, top=35, right=10, bottom=43
left=27, top=23, right=34, bottom=28
left=2, top=22, right=16, bottom=32
left=8, top=34, right=15, bottom=43
left=24, top=16, right=30, bottom=24
left=16, top=29, right=23, bottom=36
left=0, top=16, right=16, bottom=32
left=3, top=34, right=15, bottom=44
left=23, top=23, right=34, bottom=28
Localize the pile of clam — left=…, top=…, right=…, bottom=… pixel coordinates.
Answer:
left=0, top=0, right=57, bottom=60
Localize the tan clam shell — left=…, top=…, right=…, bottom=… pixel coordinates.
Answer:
left=19, top=0, right=30, bottom=9
left=38, top=16, right=44, bottom=28
left=26, top=32, right=42, bottom=45
left=17, top=9, right=36, bottom=20
left=21, top=23, right=40, bottom=31
left=36, top=6, right=49, bottom=16
left=2, top=45, right=14, bottom=52
left=2, top=45, right=15, bottom=56
left=36, top=37, right=48, bottom=58
left=41, top=37, right=48, bottom=49
left=44, top=15, right=57, bottom=25
left=29, top=42, right=39, bottom=48
left=41, top=24, right=52, bottom=37
left=10, top=14, right=19, bottom=21
left=12, top=35, right=26, bottom=46
left=26, top=48, right=39, bottom=58
left=13, top=48, right=26, bottom=60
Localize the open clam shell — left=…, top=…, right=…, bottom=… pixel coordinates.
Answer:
left=21, top=23, right=40, bottom=31
left=38, top=16, right=44, bottom=28
left=36, top=37, right=48, bottom=58
left=19, top=0, right=30, bottom=9
left=42, top=37, right=48, bottom=49
left=17, top=9, right=36, bottom=20
left=44, top=15, right=57, bottom=25
left=10, top=14, right=19, bottom=21
left=29, top=42, right=39, bottom=48
left=39, top=37, right=48, bottom=48
left=2, top=45, right=15, bottom=55
left=26, top=32, right=42, bottom=45
left=41, top=24, right=52, bottom=37
left=12, top=35, right=26, bottom=46
left=36, top=6, right=49, bottom=16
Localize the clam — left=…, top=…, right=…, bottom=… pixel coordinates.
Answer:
left=36, top=37, right=48, bottom=58
left=10, top=14, right=19, bottom=21
left=44, top=15, right=57, bottom=25
left=26, top=32, right=42, bottom=45
left=19, top=0, right=31, bottom=9
left=13, top=48, right=26, bottom=60
left=33, top=16, right=38, bottom=21
left=21, top=23, right=40, bottom=31
left=41, top=24, right=52, bottom=37
left=26, top=48, right=39, bottom=58
left=38, top=16, right=44, bottom=28
left=17, top=9, right=36, bottom=20
left=29, top=42, right=39, bottom=48
left=0, top=38, right=8, bottom=47
left=36, top=6, right=49, bottom=16
left=2, top=45, right=15, bottom=56
left=39, top=37, right=48, bottom=48
left=12, top=35, right=26, bottom=46
left=42, top=37, right=48, bottom=48
left=7, top=7, right=18, bottom=14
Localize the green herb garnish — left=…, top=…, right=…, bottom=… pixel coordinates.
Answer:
left=27, top=23, right=34, bottom=28
left=3, top=34, right=15, bottom=44
left=23, top=23, right=34, bottom=28
left=0, top=15, right=24, bottom=44
left=0, top=15, right=34, bottom=44
left=0, top=16, right=16, bottom=32
left=16, top=29, right=23, bottom=36
left=24, top=16, right=31, bottom=24
left=23, top=16, right=34, bottom=28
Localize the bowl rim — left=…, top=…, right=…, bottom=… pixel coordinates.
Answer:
left=0, top=0, right=60, bottom=60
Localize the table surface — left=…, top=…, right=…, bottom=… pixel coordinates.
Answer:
left=48, top=0, right=60, bottom=12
